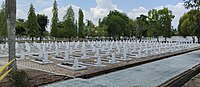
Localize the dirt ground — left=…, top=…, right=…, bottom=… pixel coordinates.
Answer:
left=183, top=73, right=200, bottom=87
left=0, top=69, right=69, bottom=87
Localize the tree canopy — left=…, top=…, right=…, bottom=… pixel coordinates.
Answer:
left=135, top=14, right=149, bottom=41
left=51, top=0, right=59, bottom=38
left=183, top=0, right=200, bottom=43
left=148, top=9, right=160, bottom=40
left=78, top=9, right=85, bottom=38
left=102, top=10, right=134, bottom=39
left=158, top=8, right=175, bottom=41
left=27, top=3, right=40, bottom=41
left=0, top=2, right=7, bottom=39
left=16, top=19, right=26, bottom=37
left=63, top=6, right=76, bottom=38
left=37, top=14, right=49, bottom=41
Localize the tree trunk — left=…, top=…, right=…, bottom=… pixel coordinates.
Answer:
left=156, top=37, right=159, bottom=42
left=165, top=37, right=167, bottom=43
left=0, top=36, right=3, bottom=43
left=192, top=36, right=195, bottom=43
left=6, top=0, right=17, bottom=70
left=39, top=36, right=42, bottom=42
left=139, top=37, right=142, bottom=42
left=197, top=36, right=200, bottom=44
left=31, top=37, right=34, bottom=42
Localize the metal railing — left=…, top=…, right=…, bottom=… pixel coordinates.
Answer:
left=0, top=59, right=15, bottom=81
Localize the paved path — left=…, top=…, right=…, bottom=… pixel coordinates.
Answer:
left=44, top=50, right=200, bottom=87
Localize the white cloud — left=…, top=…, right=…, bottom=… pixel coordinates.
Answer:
left=166, top=3, right=189, bottom=29
left=16, top=9, right=26, bottom=19
left=128, top=7, right=149, bottom=20
left=89, top=0, right=122, bottom=25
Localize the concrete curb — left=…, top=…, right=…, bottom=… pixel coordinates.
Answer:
left=77, top=47, right=200, bottom=79
left=158, top=64, right=200, bottom=87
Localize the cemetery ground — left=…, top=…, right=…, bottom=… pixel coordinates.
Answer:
left=0, top=68, right=69, bottom=87
left=1, top=37, right=200, bottom=86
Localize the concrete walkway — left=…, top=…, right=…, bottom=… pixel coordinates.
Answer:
left=44, top=50, right=200, bottom=87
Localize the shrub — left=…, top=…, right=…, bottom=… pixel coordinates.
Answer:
left=10, top=70, right=29, bottom=87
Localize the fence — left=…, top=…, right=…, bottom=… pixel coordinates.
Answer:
left=0, top=59, right=15, bottom=81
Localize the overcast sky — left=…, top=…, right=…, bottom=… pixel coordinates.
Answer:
left=0, top=0, right=188, bottom=32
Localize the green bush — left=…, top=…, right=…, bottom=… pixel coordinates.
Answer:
left=10, top=70, right=29, bottom=87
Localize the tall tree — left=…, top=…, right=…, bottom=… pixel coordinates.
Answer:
left=97, top=18, right=108, bottom=37
left=178, top=13, right=191, bottom=37
left=184, top=0, right=200, bottom=43
left=85, top=20, right=95, bottom=37
left=56, top=22, right=64, bottom=38
left=148, top=9, right=161, bottom=42
left=102, top=10, right=134, bottom=39
left=16, top=19, right=26, bottom=37
left=37, top=14, right=49, bottom=41
left=135, top=14, right=149, bottom=42
left=63, top=6, right=76, bottom=38
left=158, top=8, right=175, bottom=42
left=0, top=2, right=7, bottom=42
left=78, top=9, right=85, bottom=38
left=51, top=0, right=59, bottom=38
left=75, top=20, right=78, bottom=37
left=5, top=0, right=17, bottom=70
left=188, top=10, right=200, bottom=43
left=27, top=4, right=40, bottom=41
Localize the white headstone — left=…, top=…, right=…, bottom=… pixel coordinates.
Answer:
left=72, top=58, right=79, bottom=68
left=81, top=46, right=86, bottom=54
left=15, top=42, right=18, bottom=49
left=55, top=45, right=59, bottom=56
left=43, top=52, right=49, bottom=63
left=111, top=53, right=116, bottom=63
left=138, top=50, right=141, bottom=58
left=97, top=57, right=102, bottom=66
left=81, top=53, right=87, bottom=59
left=20, top=51, right=25, bottom=59
left=123, top=47, right=127, bottom=59
left=5, top=43, right=8, bottom=48
left=39, top=49, right=43, bottom=59
left=95, top=49, right=100, bottom=57
left=64, top=51, right=69, bottom=61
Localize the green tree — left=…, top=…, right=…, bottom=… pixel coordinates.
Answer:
left=0, top=2, right=7, bottom=42
left=158, top=8, right=175, bottom=42
left=178, top=14, right=192, bottom=37
left=57, top=22, right=65, bottom=38
left=184, top=0, right=200, bottom=43
left=37, top=14, right=49, bottom=41
left=51, top=0, right=59, bottom=38
left=75, top=20, right=78, bottom=37
left=188, top=10, right=200, bottom=43
left=78, top=9, right=85, bottom=38
left=97, top=18, right=108, bottom=37
left=102, top=10, right=134, bottom=39
left=16, top=19, right=26, bottom=37
left=63, top=6, right=76, bottom=38
left=27, top=3, right=40, bottom=41
left=85, top=20, right=95, bottom=37
left=135, top=14, right=149, bottom=42
left=148, top=9, right=161, bottom=42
